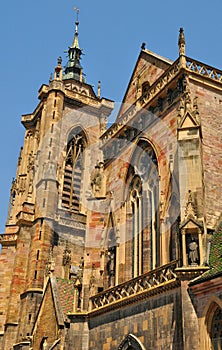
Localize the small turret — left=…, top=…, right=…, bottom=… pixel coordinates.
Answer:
left=54, top=56, right=63, bottom=81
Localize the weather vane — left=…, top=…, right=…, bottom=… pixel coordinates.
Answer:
left=74, top=6, right=80, bottom=21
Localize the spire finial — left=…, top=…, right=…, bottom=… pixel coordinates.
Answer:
left=54, top=56, right=63, bottom=80
left=72, top=7, right=80, bottom=49
left=74, top=6, right=80, bottom=21
left=63, top=7, right=84, bottom=82
left=178, top=27, right=186, bottom=56
left=141, top=42, right=146, bottom=50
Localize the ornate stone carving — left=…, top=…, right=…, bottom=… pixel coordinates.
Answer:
left=90, top=261, right=177, bottom=310
left=58, top=217, right=86, bottom=230
left=0, top=234, right=18, bottom=246
left=70, top=258, right=84, bottom=285
left=91, top=161, right=106, bottom=198
left=10, top=178, right=17, bottom=206
left=17, top=175, right=27, bottom=194
left=25, top=130, right=34, bottom=139
left=188, top=238, right=199, bottom=265
left=28, top=151, right=35, bottom=195
left=177, top=83, right=200, bottom=128
left=106, top=247, right=116, bottom=288
left=186, top=56, right=222, bottom=83
left=45, top=247, right=55, bottom=277
left=185, top=190, right=197, bottom=218
left=62, top=242, right=71, bottom=266
left=178, top=27, right=186, bottom=56
left=89, top=263, right=97, bottom=297
left=100, top=113, right=108, bottom=134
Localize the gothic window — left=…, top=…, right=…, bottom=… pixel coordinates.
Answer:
left=211, top=307, right=222, bottom=349
left=62, top=127, right=87, bottom=212
left=130, top=176, right=143, bottom=277
left=126, top=140, right=159, bottom=277
left=104, top=213, right=117, bottom=288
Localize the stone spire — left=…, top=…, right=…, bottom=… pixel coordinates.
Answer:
left=63, top=9, right=84, bottom=82
left=72, top=19, right=80, bottom=49
left=178, top=27, right=186, bottom=68
left=178, top=27, right=186, bottom=56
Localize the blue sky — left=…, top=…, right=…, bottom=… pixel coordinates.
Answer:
left=0, top=1, right=222, bottom=232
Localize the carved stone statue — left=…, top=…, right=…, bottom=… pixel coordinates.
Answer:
left=107, top=248, right=116, bottom=287
left=45, top=247, right=55, bottom=277
left=188, top=238, right=199, bottom=265
left=185, top=190, right=196, bottom=218
left=28, top=152, right=35, bottom=195
left=91, top=161, right=106, bottom=198
left=63, top=243, right=71, bottom=266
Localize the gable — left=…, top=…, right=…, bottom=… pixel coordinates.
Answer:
left=179, top=111, right=199, bottom=129
left=32, top=281, right=61, bottom=350
left=117, top=49, right=172, bottom=119
left=180, top=216, right=203, bottom=230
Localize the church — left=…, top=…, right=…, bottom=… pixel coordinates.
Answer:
left=0, top=13, right=222, bottom=350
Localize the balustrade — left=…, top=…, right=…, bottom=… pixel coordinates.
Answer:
left=186, top=57, right=222, bottom=82
left=90, top=260, right=178, bottom=310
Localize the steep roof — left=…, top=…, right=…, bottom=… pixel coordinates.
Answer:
left=189, top=222, right=222, bottom=285
left=116, top=48, right=172, bottom=120
left=207, top=223, right=222, bottom=277
left=56, top=277, right=75, bottom=314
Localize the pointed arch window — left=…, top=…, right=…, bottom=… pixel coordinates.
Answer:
left=62, top=127, right=87, bottom=212
left=103, top=213, right=117, bottom=289
left=210, top=307, right=222, bottom=349
left=130, top=176, right=143, bottom=277
left=126, top=140, right=159, bottom=278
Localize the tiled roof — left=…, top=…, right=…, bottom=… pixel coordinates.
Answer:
left=56, top=277, right=75, bottom=314
left=207, top=222, right=222, bottom=277
left=190, top=222, right=222, bottom=285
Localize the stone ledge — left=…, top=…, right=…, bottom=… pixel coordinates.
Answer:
left=89, top=279, right=180, bottom=317
left=175, top=266, right=209, bottom=281
left=0, top=234, right=18, bottom=247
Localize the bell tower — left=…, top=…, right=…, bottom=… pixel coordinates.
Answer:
left=0, top=12, right=113, bottom=350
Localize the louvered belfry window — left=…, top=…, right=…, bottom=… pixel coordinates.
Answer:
left=62, top=128, right=86, bottom=212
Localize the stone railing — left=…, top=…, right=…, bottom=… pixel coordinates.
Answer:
left=101, top=58, right=181, bottom=143
left=138, top=57, right=181, bottom=107
left=90, top=260, right=178, bottom=310
left=186, top=56, right=222, bottom=83
left=101, top=55, right=222, bottom=145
